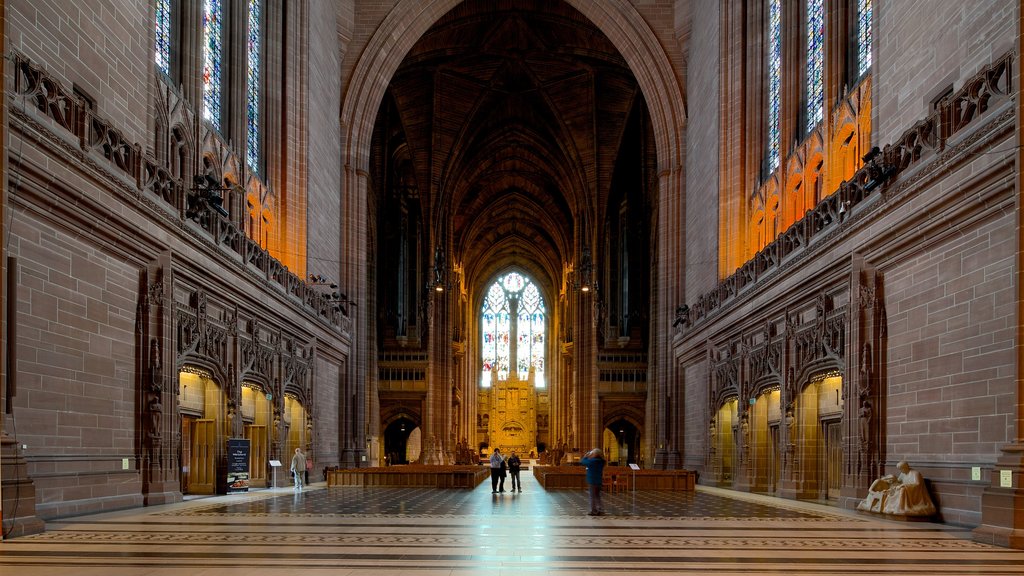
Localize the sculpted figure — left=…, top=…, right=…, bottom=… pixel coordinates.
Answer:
left=857, top=461, right=936, bottom=516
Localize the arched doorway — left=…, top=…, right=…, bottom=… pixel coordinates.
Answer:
left=284, top=394, right=312, bottom=482
left=711, top=398, right=738, bottom=486
left=749, top=386, right=782, bottom=494
left=241, top=382, right=272, bottom=487
left=793, top=371, right=843, bottom=500
left=603, top=418, right=639, bottom=466
left=347, top=0, right=686, bottom=464
left=384, top=416, right=417, bottom=465
left=178, top=368, right=225, bottom=495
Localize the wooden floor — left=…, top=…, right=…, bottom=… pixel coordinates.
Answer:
left=2, top=472, right=1023, bottom=575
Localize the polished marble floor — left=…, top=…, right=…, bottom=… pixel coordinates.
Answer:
left=2, top=472, right=1023, bottom=575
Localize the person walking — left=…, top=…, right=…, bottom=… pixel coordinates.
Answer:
left=290, top=448, right=307, bottom=491
left=489, top=448, right=504, bottom=493
left=579, top=448, right=606, bottom=515
left=508, top=451, right=522, bottom=492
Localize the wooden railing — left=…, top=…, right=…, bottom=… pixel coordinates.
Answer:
left=326, top=465, right=490, bottom=489
left=532, top=465, right=696, bottom=491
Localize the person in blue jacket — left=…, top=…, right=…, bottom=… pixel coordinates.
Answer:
left=579, top=448, right=606, bottom=515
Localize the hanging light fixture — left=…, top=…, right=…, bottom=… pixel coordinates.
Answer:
left=575, top=244, right=596, bottom=293
left=430, top=244, right=446, bottom=292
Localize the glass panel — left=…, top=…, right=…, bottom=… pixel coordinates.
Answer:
left=806, top=0, right=824, bottom=130
left=155, top=0, right=172, bottom=75
left=480, top=272, right=546, bottom=388
left=202, top=0, right=224, bottom=131
left=858, top=0, right=873, bottom=75
left=246, top=0, right=262, bottom=173
left=767, top=0, right=782, bottom=173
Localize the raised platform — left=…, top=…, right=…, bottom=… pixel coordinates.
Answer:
left=532, top=465, right=696, bottom=491
left=326, top=465, right=490, bottom=489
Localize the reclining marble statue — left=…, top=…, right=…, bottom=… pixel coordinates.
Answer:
left=857, top=461, right=936, bottom=516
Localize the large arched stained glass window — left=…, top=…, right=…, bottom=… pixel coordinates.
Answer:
left=202, top=0, right=224, bottom=131
left=480, top=272, right=546, bottom=388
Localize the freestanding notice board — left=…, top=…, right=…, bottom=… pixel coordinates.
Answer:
left=226, top=438, right=251, bottom=493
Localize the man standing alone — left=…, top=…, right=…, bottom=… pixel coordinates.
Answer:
left=290, top=448, right=306, bottom=491
left=489, top=448, right=505, bottom=493
left=579, top=448, right=606, bottom=515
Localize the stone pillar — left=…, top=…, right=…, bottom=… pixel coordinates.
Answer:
left=142, top=255, right=182, bottom=506
left=972, top=26, right=1024, bottom=549
left=839, top=254, right=883, bottom=510
left=2, top=254, right=44, bottom=536
left=0, top=437, right=44, bottom=537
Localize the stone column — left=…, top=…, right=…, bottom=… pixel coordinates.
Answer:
left=839, top=254, right=883, bottom=510
left=972, top=26, right=1024, bottom=549
left=143, top=254, right=182, bottom=506
left=0, top=0, right=44, bottom=538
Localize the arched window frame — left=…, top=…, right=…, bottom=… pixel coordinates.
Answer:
left=480, top=272, right=547, bottom=389
left=202, top=0, right=225, bottom=132
left=805, top=0, right=824, bottom=133
left=856, top=0, right=873, bottom=77
left=155, top=0, right=173, bottom=77
left=766, top=0, right=782, bottom=174
left=246, top=0, right=265, bottom=175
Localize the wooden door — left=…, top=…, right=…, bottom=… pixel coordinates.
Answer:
left=769, top=424, right=779, bottom=492
left=181, top=415, right=194, bottom=492
left=246, top=424, right=267, bottom=486
left=824, top=420, right=842, bottom=500
left=189, top=419, right=217, bottom=494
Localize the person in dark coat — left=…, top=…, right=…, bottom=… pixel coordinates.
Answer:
left=579, top=448, right=606, bottom=515
left=507, top=451, right=522, bottom=492
left=489, top=448, right=504, bottom=493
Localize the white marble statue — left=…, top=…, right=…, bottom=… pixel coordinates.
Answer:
left=858, top=461, right=936, bottom=516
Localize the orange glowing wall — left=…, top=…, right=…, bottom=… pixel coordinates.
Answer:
left=743, top=77, right=872, bottom=265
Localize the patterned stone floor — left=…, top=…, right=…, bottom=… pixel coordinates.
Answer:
left=2, top=472, right=1023, bottom=575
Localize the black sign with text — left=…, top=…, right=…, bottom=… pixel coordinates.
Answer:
left=226, top=438, right=250, bottom=493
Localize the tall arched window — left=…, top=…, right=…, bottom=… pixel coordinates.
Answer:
left=481, top=272, right=546, bottom=388
left=155, top=0, right=172, bottom=76
left=246, top=0, right=263, bottom=174
left=766, top=0, right=782, bottom=173
left=857, top=0, right=873, bottom=76
left=805, top=0, right=824, bottom=131
left=202, top=0, right=224, bottom=131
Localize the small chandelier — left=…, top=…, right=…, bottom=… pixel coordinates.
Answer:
left=575, top=245, right=597, bottom=294
left=429, top=245, right=446, bottom=292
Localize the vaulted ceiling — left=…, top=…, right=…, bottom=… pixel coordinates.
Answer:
left=374, top=0, right=645, bottom=301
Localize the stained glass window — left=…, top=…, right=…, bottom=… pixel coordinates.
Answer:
left=858, top=0, right=873, bottom=76
left=246, top=0, right=262, bottom=174
left=806, top=0, right=824, bottom=130
left=481, top=272, right=546, bottom=388
left=202, top=0, right=223, bottom=131
left=155, top=0, right=171, bottom=75
left=767, top=0, right=782, bottom=173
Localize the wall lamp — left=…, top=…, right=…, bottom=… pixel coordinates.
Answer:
left=672, top=304, right=689, bottom=328
left=186, top=173, right=230, bottom=220
left=308, top=274, right=337, bottom=288
left=861, top=146, right=896, bottom=191
left=328, top=291, right=356, bottom=315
